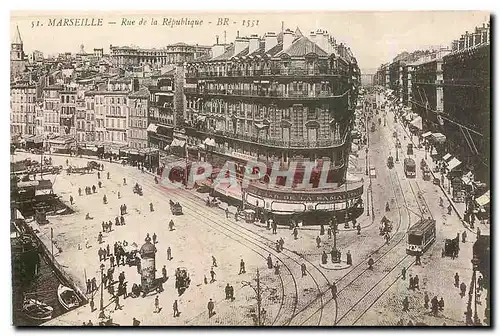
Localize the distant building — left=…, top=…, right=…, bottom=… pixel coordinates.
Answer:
left=10, top=83, right=37, bottom=136
left=128, top=87, right=150, bottom=149
left=109, top=43, right=211, bottom=67
left=10, top=26, right=27, bottom=82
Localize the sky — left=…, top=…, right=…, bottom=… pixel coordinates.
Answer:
left=10, top=11, right=489, bottom=73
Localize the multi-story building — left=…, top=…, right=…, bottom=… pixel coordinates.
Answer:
left=84, top=94, right=96, bottom=143
left=90, top=92, right=106, bottom=142
left=59, top=89, right=77, bottom=136
left=43, top=85, right=63, bottom=136
left=128, top=87, right=150, bottom=149
left=10, top=26, right=26, bottom=82
left=147, top=72, right=176, bottom=151
left=184, top=28, right=361, bottom=225
left=10, top=83, right=37, bottom=136
left=442, top=22, right=490, bottom=181
left=75, top=92, right=87, bottom=143
left=34, top=98, right=44, bottom=136
left=110, top=43, right=211, bottom=67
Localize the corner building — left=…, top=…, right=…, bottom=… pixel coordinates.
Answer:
left=184, top=28, right=362, bottom=225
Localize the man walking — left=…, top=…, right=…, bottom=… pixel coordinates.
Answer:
left=239, top=259, right=246, bottom=274
left=154, top=295, right=160, bottom=313
left=167, top=247, right=172, bottom=261
left=212, top=256, right=217, bottom=267
left=207, top=299, right=215, bottom=318
left=316, top=236, right=321, bottom=248
left=173, top=300, right=179, bottom=317
left=301, top=263, right=307, bottom=277
left=210, top=267, right=216, bottom=283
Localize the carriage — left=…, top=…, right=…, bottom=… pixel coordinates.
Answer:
left=379, top=216, right=393, bottom=235
left=170, top=200, right=183, bottom=215
left=133, top=183, right=143, bottom=196
left=387, top=156, right=394, bottom=169
left=444, top=235, right=460, bottom=258
left=175, top=267, right=191, bottom=295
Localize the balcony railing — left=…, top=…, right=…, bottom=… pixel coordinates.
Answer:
left=184, top=87, right=348, bottom=99
left=189, top=126, right=345, bottom=148
left=186, top=68, right=347, bottom=78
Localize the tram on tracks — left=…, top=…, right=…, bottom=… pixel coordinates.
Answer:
left=407, top=218, right=436, bottom=255
left=404, top=158, right=416, bottom=178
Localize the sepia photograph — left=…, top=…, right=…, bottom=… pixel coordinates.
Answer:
left=9, top=10, right=491, bottom=327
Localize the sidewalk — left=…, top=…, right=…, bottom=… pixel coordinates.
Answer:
left=393, top=119, right=489, bottom=236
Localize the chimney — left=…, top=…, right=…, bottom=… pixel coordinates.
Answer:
left=234, top=36, right=249, bottom=55
left=282, top=29, right=294, bottom=51
left=309, top=31, right=317, bottom=45
left=249, top=34, right=260, bottom=54
left=211, top=35, right=225, bottom=59
left=264, top=32, right=278, bottom=52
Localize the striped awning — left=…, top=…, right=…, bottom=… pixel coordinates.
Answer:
left=147, top=124, right=158, bottom=133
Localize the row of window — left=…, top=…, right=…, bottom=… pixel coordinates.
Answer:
left=130, top=118, right=147, bottom=128
left=60, top=95, right=76, bottom=104
left=105, top=118, right=127, bottom=129
left=129, top=129, right=147, bottom=140
left=129, top=141, right=148, bottom=149
left=11, top=94, right=36, bottom=104
left=12, top=114, right=34, bottom=123
left=12, top=104, right=35, bottom=113
left=95, top=96, right=128, bottom=105
left=106, top=130, right=127, bottom=142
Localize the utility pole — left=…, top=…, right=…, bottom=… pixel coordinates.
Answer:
left=256, top=269, right=261, bottom=326
left=50, top=227, right=54, bottom=261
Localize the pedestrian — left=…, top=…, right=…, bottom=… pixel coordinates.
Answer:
left=462, top=231, right=467, bottom=243
left=431, top=296, right=439, bottom=316
left=98, top=232, right=103, bottom=244
left=460, top=282, right=467, bottom=298
left=301, top=263, right=307, bottom=277
left=97, top=172, right=101, bottom=179
left=162, top=265, right=167, bottom=282
left=327, top=227, right=332, bottom=239
left=293, top=227, right=298, bottom=240
left=272, top=221, right=277, bottom=234
left=279, top=237, right=284, bottom=250
left=276, top=240, right=281, bottom=252
left=438, top=297, right=444, bottom=311
left=454, top=272, right=460, bottom=287
left=78, top=188, right=82, bottom=196
left=167, top=247, right=172, bottom=260
left=204, top=275, right=208, bottom=285
left=212, top=256, right=218, bottom=267
left=402, top=296, right=409, bottom=312
left=110, top=255, right=115, bottom=268
left=316, top=236, right=321, bottom=248
left=266, top=219, right=271, bottom=230
left=154, top=295, right=160, bottom=313
left=123, top=178, right=127, bottom=185
left=330, top=282, right=337, bottom=299
left=122, top=283, right=128, bottom=299
left=86, top=279, right=91, bottom=294
left=169, top=220, right=175, bottom=231
left=267, top=254, right=273, bottom=269
left=132, top=318, right=140, bottom=326
left=207, top=299, right=215, bottom=318
left=368, top=256, right=374, bottom=270
left=414, top=275, right=420, bottom=290
left=91, top=277, right=97, bottom=292
left=225, top=207, right=229, bottom=218
left=239, top=259, right=246, bottom=274
left=103, top=195, right=107, bottom=204
left=107, top=172, right=110, bottom=179
left=229, top=285, right=235, bottom=301
left=346, top=250, right=352, bottom=266
left=70, top=195, right=74, bottom=205
left=210, top=267, right=216, bottom=282
left=448, top=204, right=452, bottom=215
left=106, top=244, right=110, bottom=256
left=173, top=300, right=179, bottom=317
left=153, top=233, right=157, bottom=244
left=117, top=191, right=121, bottom=199
left=357, top=223, right=361, bottom=235
left=92, top=185, right=97, bottom=193
left=409, top=275, right=414, bottom=290
left=149, top=202, right=154, bottom=212
left=274, top=262, right=280, bottom=275
left=101, top=221, right=106, bottom=233
left=225, top=283, right=231, bottom=300
left=415, top=254, right=421, bottom=265
left=115, top=216, right=120, bottom=227
left=114, top=294, right=122, bottom=311
left=401, top=267, right=406, bottom=280
left=330, top=248, right=336, bottom=263
left=424, top=293, right=429, bottom=309
left=321, top=251, right=328, bottom=265
left=89, top=296, right=95, bottom=312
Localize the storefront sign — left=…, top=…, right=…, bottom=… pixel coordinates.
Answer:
left=246, top=185, right=363, bottom=202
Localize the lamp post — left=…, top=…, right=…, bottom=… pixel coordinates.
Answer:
left=99, top=263, right=105, bottom=319
left=365, top=148, right=369, bottom=176
left=242, top=269, right=263, bottom=326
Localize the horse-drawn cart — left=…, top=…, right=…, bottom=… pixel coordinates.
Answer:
left=133, top=183, right=143, bottom=196
left=170, top=200, right=183, bottom=215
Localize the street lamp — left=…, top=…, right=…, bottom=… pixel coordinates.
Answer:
left=99, top=263, right=105, bottom=319
left=365, top=148, right=369, bottom=176
left=242, top=269, right=263, bottom=326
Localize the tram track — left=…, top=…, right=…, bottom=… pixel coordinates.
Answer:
left=116, top=167, right=333, bottom=326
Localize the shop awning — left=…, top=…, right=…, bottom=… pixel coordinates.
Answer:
left=442, top=153, right=452, bottom=161
left=447, top=157, right=462, bottom=171
left=255, top=123, right=269, bottom=130
left=147, top=124, right=158, bottom=133
left=197, top=115, right=207, bottom=122
left=475, top=190, right=490, bottom=207
left=170, top=138, right=186, bottom=148
left=410, top=116, right=423, bottom=130
left=203, top=138, right=216, bottom=147
left=421, top=131, right=432, bottom=138
left=431, top=133, right=446, bottom=144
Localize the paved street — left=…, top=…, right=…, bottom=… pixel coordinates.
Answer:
left=12, top=93, right=486, bottom=327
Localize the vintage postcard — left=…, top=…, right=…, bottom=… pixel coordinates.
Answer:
left=10, top=11, right=490, bottom=327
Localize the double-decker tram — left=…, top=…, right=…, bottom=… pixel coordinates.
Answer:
left=407, top=218, right=436, bottom=255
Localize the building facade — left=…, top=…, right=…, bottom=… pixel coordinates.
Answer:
left=128, top=87, right=150, bottom=149
left=59, top=89, right=77, bottom=137
left=184, top=28, right=361, bottom=224
left=42, top=86, right=63, bottom=136
left=147, top=73, right=176, bottom=151
left=110, top=43, right=211, bottom=67
left=10, top=83, right=37, bottom=136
